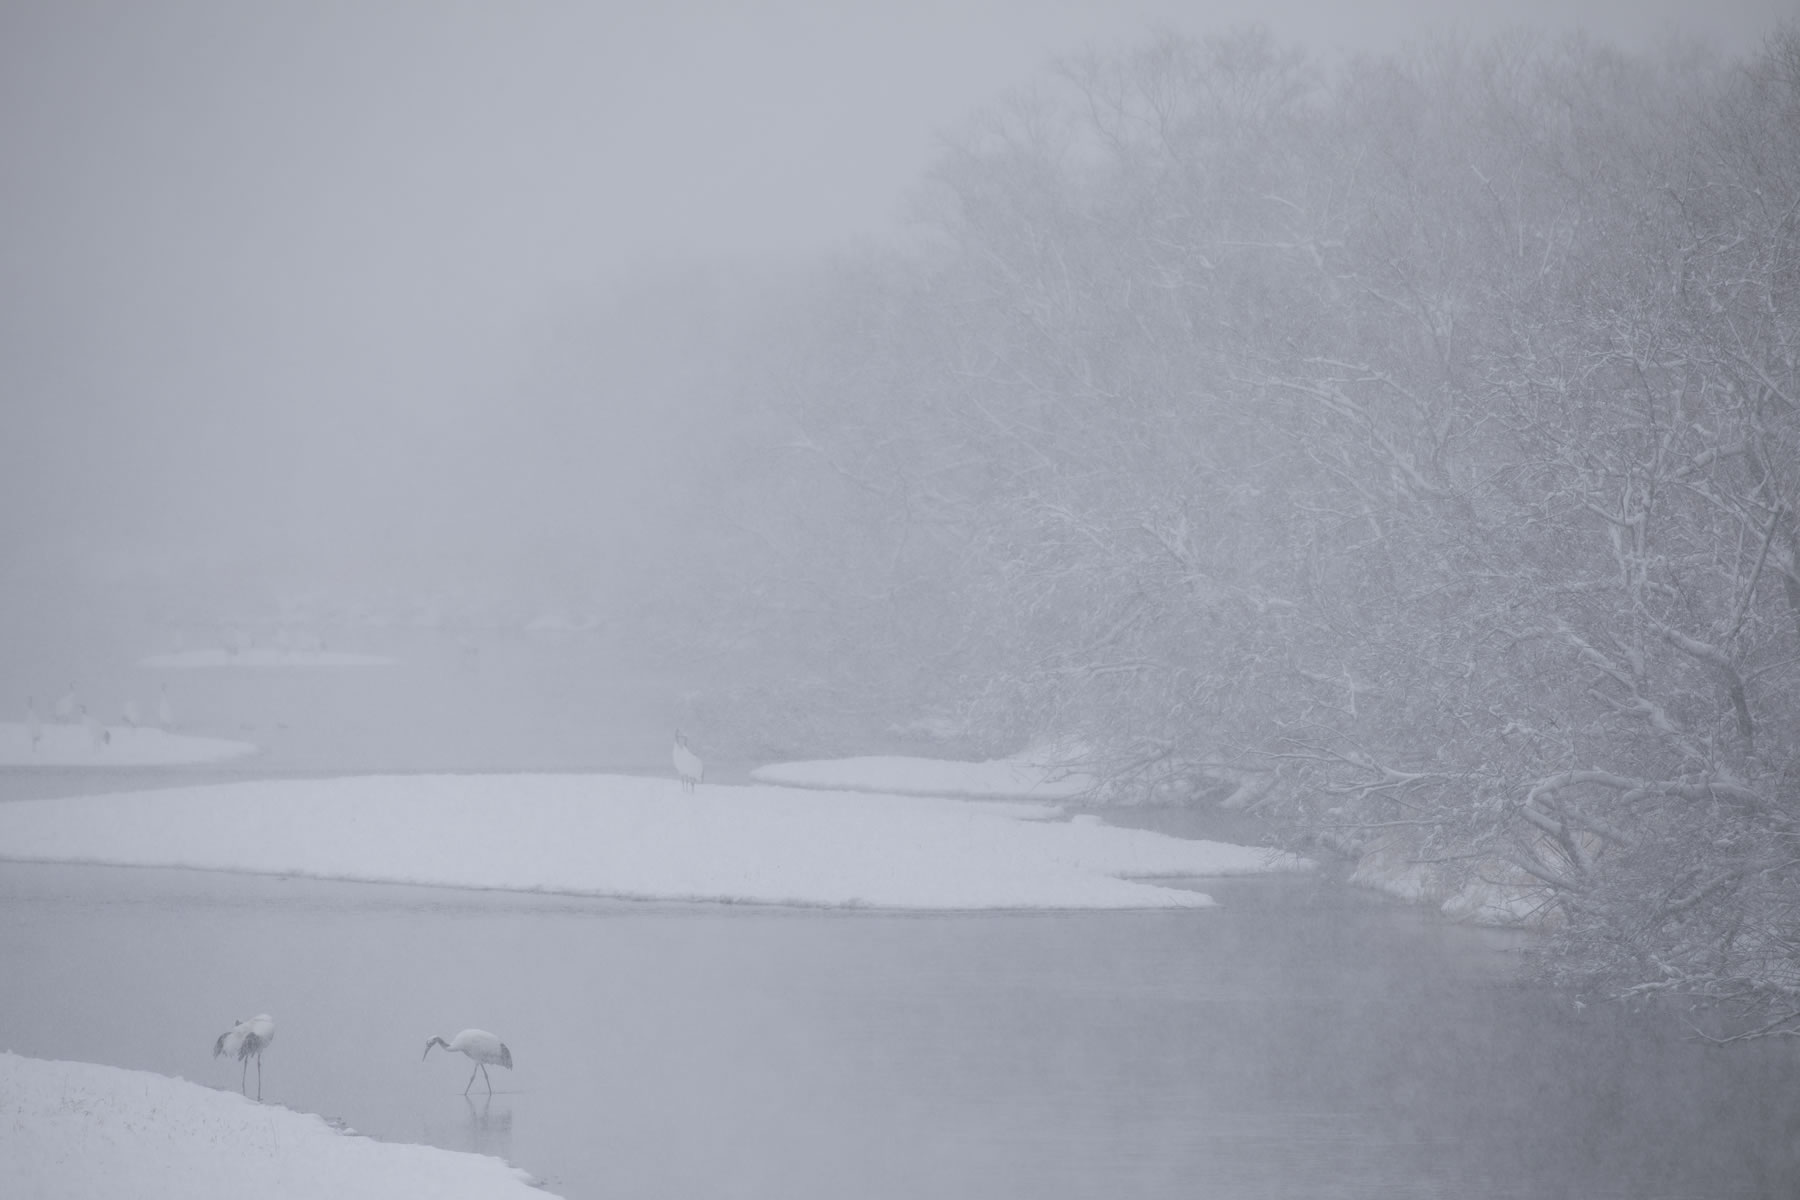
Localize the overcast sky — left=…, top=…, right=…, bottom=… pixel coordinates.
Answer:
left=2, top=0, right=1792, bottom=599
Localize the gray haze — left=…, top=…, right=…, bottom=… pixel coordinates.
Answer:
left=1, top=0, right=1789, bottom=607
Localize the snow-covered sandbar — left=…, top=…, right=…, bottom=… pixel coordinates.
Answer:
left=0, top=721, right=257, bottom=767
left=0, top=774, right=1306, bottom=909
left=0, top=1052, right=553, bottom=1200
left=140, top=649, right=397, bottom=668
left=753, top=753, right=1095, bottom=798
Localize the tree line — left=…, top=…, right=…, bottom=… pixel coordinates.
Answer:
left=674, top=26, right=1800, bottom=1036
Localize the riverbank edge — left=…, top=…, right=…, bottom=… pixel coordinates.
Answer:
left=0, top=1051, right=558, bottom=1200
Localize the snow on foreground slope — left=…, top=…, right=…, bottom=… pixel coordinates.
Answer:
left=0, top=775, right=1305, bottom=909
left=0, top=721, right=257, bottom=767
left=0, top=1053, right=552, bottom=1200
left=754, top=753, right=1094, bottom=799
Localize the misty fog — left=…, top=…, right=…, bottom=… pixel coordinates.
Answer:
left=2, top=0, right=1787, bottom=614
left=5, top=2, right=1800, bottom=1198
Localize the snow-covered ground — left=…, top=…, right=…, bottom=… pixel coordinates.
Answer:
left=0, top=774, right=1305, bottom=909
left=753, top=752, right=1096, bottom=799
left=0, top=1053, right=552, bottom=1200
left=140, top=649, right=397, bottom=668
left=1350, top=838, right=1546, bottom=925
left=0, top=721, right=257, bottom=766
left=0, top=757, right=1306, bottom=1194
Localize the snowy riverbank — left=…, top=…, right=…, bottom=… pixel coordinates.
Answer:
left=0, top=1052, right=552, bottom=1200
left=0, top=755, right=1309, bottom=1196
left=752, top=751, right=1095, bottom=799
left=139, top=648, right=397, bottom=668
left=0, top=721, right=258, bottom=767
left=0, top=773, right=1306, bottom=909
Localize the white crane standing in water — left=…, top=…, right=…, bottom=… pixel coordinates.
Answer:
left=423, top=1029, right=512, bottom=1095
left=214, top=1014, right=276, bottom=1100
left=672, top=730, right=704, bottom=792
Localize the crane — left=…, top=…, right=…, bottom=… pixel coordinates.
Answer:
left=214, top=1014, right=276, bottom=1100
left=80, top=704, right=109, bottom=750
left=423, top=1029, right=512, bottom=1095
left=673, top=730, right=704, bottom=792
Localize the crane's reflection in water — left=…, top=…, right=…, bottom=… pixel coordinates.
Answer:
left=420, top=1093, right=513, bottom=1160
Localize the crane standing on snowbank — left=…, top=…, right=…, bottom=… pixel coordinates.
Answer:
left=214, top=1014, right=276, bottom=1100
left=79, top=705, right=109, bottom=750
left=423, top=1029, right=512, bottom=1095
left=673, top=730, right=704, bottom=792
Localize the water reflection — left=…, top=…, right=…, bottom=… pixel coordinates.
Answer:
left=420, top=1093, right=514, bottom=1160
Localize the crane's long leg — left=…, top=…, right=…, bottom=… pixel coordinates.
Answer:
left=256, top=1053, right=263, bottom=1101
left=481, top=1063, right=493, bottom=1094
left=240, top=1057, right=249, bottom=1095
left=464, top=1063, right=478, bottom=1095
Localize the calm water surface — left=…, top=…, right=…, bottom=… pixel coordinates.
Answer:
left=4, top=631, right=1797, bottom=1197
left=4, top=859, right=1797, bottom=1199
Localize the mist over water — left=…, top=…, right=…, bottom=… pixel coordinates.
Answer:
left=6, top=3, right=1800, bottom=1199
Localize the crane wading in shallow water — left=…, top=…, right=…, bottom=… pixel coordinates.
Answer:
left=673, top=730, right=704, bottom=792
left=214, top=1014, right=276, bottom=1100
left=423, top=1029, right=513, bottom=1095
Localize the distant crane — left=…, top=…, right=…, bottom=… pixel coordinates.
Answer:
left=79, top=704, right=109, bottom=750
left=54, top=684, right=77, bottom=723
left=26, top=696, right=42, bottom=753
left=423, top=1029, right=513, bottom=1095
left=214, top=1013, right=276, bottom=1100
left=673, top=730, right=704, bottom=792
left=157, top=683, right=177, bottom=730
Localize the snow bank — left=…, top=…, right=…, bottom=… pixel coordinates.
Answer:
left=1349, top=841, right=1544, bottom=925
left=139, top=649, right=396, bottom=668
left=753, top=753, right=1096, bottom=799
left=0, top=1052, right=551, bottom=1200
left=0, top=775, right=1305, bottom=909
left=0, top=721, right=257, bottom=766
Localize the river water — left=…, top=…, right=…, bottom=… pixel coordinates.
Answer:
left=4, top=855, right=1796, bottom=1199
left=4, top=626, right=1798, bottom=1196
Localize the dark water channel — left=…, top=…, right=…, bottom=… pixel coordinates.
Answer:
left=4, top=857, right=1797, bottom=1199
